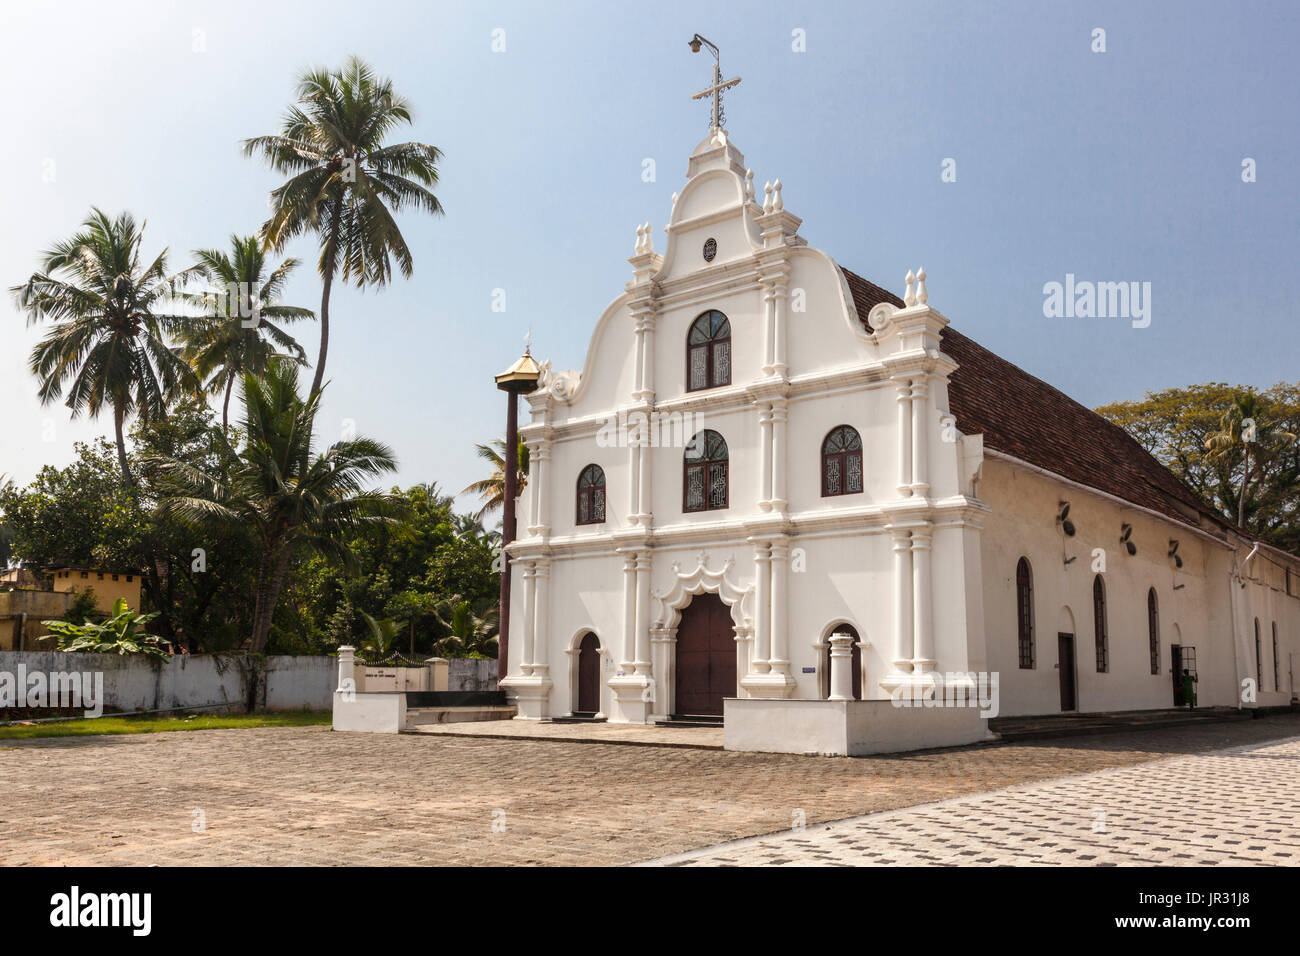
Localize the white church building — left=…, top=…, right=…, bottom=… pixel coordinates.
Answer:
left=499, top=69, right=1300, bottom=755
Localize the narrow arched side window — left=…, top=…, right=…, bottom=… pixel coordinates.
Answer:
left=821, top=425, right=863, bottom=497
left=1093, top=575, right=1108, bottom=673
left=1147, top=588, right=1160, bottom=675
left=576, top=464, right=606, bottom=525
left=687, top=310, right=731, bottom=391
left=1016, top=558, right=1035, bottom=669
left=1255, top=618, right=1263, bottom=687
left=684, top=430, right=729, bottom=512
left=1272, top=622, right=1280, bottom=692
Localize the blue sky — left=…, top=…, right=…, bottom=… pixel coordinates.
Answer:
left=3, top=0, right=1297, bottom=508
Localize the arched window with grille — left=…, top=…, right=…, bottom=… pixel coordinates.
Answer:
left=686, top=310, right=731, bottom=391
left=821, top=425, right=863, bottom=497
left=576, top=464, right=606, bottom=525
left=1093, top=575, right=1108, bottom=673
left=684, top=430, right=728, bottom=512
left=1016, top=558, right=1035, bottom=669
left=1148, top=588, right=1160, bottom=675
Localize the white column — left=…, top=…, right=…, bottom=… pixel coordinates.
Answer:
left=528, top=442, right=549, bottom=534
left=758, top=403, right=774, bottom=507
left=910, top=377, right=930, bottom=496
left=620, top=553, right=637, bottom=672
left=770, top=398, right=788, bottom=511
left=896, top=378, right=913, bottom=496
left=828, top=632, right=855, bottom=701
left=633, top=552, right=652, bottom=675
left=520, top=561, right=537, bottom=675
left=912, top=530, right=934, bottom=673
left=753, top=542, right=772, bottom=673
left=336, top=646, right=356, bottom=692
left=637, top=428, right=652, bottom=522
left=771, top=274, right=789, bottom=378
left=769, top=539, right=790, bottom=676
left=628, top=428, right=642, bottom=520
left=532, top=559, right=551, bottom=678
left=636, top=312, right=657, bottom=403
left=762, top=283, right=776, bottom=375
left=892, top=531, right=914, bottom=671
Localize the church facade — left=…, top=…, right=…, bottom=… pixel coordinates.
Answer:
left=499, top=123, right=1300, bottom=754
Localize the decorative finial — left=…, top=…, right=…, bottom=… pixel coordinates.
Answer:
left=763, top=180, right=773, bottom=214
left=744, top=168, right=755, bottom=203
left=643, top=221, right=653, bottom=254
left=904, top=270, right=916, bottom=307
left=672, top=191, right=679, bottom=206
left=634, top=223, right=644, bottom=254
left=772, top=179, right=783, bottom=212
left=915, top=267, right=928, bottom=305
left=524, top=328, right=532, bottom=354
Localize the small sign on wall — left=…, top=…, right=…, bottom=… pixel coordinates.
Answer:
left=801, top=667, right=816, bottom=674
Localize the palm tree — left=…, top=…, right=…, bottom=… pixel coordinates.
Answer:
left=11, top=209, right=194, bottom=486
left=431, top=595, right=499, bottom=658
left=154, top=360, right=404, bottom=652
left=182, top=235, right=314, bottom=434
left=1204, top=391, right=1296, bottom=530
left=244, top=56, right=445, bottom=398
left=358, top=611, right=406, bottom=659
left=461, top=437, right=529, bottom=522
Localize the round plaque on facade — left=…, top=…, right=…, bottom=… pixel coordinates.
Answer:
left=703, top=237, right=717, bottom=262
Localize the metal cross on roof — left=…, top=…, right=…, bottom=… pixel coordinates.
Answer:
left=689, top=34, right=741, bottom=132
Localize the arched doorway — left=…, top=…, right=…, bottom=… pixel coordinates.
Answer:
left=576, top=632, right=601, bottom=715
left=820, top=624, right=862, bottom=700
left=674, top=592, right=736, bottom=717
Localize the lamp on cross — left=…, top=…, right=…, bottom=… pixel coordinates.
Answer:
left=688, top=33, right=741, bottom=132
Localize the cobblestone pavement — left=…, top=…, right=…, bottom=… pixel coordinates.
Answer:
left=645, top=734, right=1300, bottom=866
left=2, top=714, right=1299, bottom=866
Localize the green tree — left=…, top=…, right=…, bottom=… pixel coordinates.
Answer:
left=1204, top=391, right=1296, bottom=531
left=182, top=235, right=314, bottom=434
left=431, top=595, right=498, bottom=659
left=10, top=209, right=194, bottom=487
left=245, top=56, right=445, bottom=397
left=153, top=360, right=404, bottom=652
left=461, top=437, right=529, bottom=522
left=1097, top=383, right=1300, bottom=550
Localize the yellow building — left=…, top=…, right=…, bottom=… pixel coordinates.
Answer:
left=47, top=567, right=143, bottom=614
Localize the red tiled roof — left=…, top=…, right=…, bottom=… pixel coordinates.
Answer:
left=840, top=267, right=1229, bottom=536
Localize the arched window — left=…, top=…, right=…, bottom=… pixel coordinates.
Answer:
left=1016, top=558, right=1035, bottom=669
left=1273, top=622, right=1280, bottom=691
left=820, top=624, right=863, bottom=700
left=1255, top=618, right=1263, bottom=688
left=576, top=464, right=606, bottom=525
left=1092, top=575, right=1108, bottom=673
left=687, top=310, right=731, bottom=391
left=1147, top=589, right=1160, bottom=675
left=684, top=430, right=728, bottom=512
left=821, top=425, right=863, bottom=497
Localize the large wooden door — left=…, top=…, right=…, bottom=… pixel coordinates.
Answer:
left=674, top=593, right=736, bottom=716
left=1058, top=633, right=1077, bottom=712
left=577, top=633, right=600, bottom=714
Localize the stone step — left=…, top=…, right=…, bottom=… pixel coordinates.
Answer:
left=403, top=705, right=516, bottom=729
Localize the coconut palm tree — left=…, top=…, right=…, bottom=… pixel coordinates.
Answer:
left=431, top=595, right=499, bottom=658
left=182, top=235, right=314, bottom=434
left=1204, top=391, right=1296, bottom=530
left=461, top=437, right=529, bottom=522
left=244, top=56, right=445, bottom=398
left=11, top=209, right=194, bottom=486
left=153, top=360, right=404, bottom=652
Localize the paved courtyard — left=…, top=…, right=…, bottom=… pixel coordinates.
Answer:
left=646, top=733, right=1300, bottom=866
left=1, top=714, right=1299, bottom=866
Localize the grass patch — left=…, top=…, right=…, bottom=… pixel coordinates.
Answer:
left=0, top=710, right=330, bottom=740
